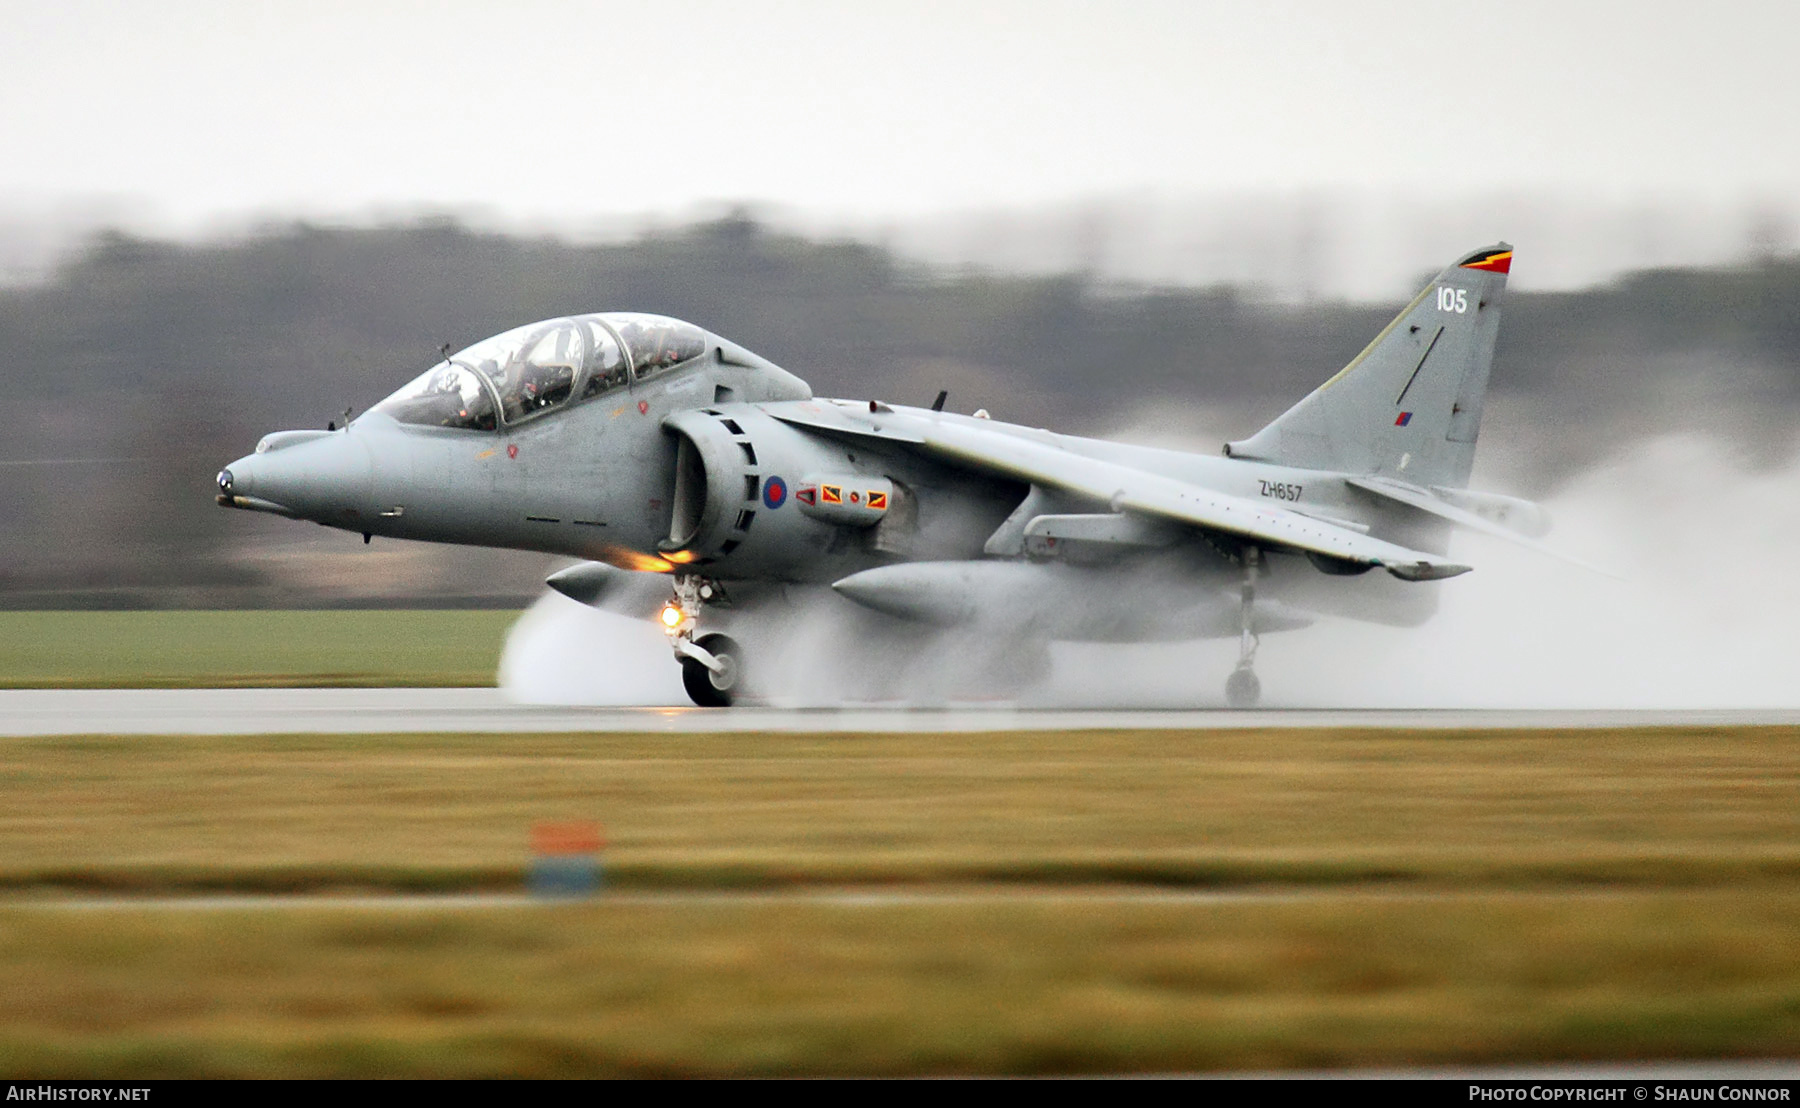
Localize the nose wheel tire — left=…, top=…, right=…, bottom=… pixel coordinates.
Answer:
left=681, top=633, right=744, bottom=707
left=1225, top=667, right=1261, bottom=709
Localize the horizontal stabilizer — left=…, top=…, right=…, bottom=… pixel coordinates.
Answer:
left=1344, top=477, right=1615, bottom=578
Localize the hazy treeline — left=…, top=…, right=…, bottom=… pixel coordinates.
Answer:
left=1, top=214, right=1795, bottom=607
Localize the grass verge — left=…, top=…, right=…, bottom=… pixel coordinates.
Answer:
left=0, top=610, right=520, bottom=687
left=3, top=892, right=1800, bottom=1076
left=2, top=726, right=1796, bottom=890
left=3, top=724, right=1798, bottom=1074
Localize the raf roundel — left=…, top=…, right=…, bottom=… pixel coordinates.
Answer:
left=763, top=475, right=788, bottom=510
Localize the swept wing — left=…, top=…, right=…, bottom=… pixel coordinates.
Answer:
left=767, top=401, right=1470, bottom=581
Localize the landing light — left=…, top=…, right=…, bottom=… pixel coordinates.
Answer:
left=659, top=604, right=685, bottom=632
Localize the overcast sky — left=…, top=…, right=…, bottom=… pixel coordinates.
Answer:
left=3, top=0, right=1795, bottom=230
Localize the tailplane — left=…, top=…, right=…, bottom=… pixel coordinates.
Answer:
left=1225, top=244, right=1511, bottom=490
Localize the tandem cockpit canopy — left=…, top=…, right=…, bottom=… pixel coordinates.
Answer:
left=370, top=313, right=710, bottom=431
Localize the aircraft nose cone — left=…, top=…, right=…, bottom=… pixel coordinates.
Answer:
left=214, top=432, right=373, bottom=522
left=217, top=463, right=249, bottom=498
left=215, top=452, right=292, bottom=515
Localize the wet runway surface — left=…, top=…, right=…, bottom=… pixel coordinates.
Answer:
left=4, top=687, right=1798, bottom=736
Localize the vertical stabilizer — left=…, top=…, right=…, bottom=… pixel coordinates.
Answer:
left=1225, top=244, right=1511, bottom=489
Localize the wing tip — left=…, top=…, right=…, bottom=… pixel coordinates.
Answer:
left=1385, top=561, right=1474, bottom=582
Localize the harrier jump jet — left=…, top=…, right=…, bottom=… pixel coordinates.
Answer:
left=218, top=244, right=1548, bottom=706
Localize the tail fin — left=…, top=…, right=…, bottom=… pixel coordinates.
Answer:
left=1225, top=244, right=1511, bottom=489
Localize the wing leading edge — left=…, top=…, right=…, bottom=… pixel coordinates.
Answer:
left=767, top=402, right=1470, bottom=581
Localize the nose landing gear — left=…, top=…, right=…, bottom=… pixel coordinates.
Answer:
left=681, top=632, right=744, bottom=707
left=664, top=575, right=745, bottom=707
left=1225, top=547, right=1262, bottom=709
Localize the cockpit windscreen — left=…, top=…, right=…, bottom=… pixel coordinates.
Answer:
left=369, top=363, right=498, bottom=431
left=370, top=313, right=711, bottom=430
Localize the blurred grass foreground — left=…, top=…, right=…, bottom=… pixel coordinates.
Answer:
left=6, top=892, right=1799, bottom=1077
left=0, top=610, right=518, bottom=687
left=2, top=725, right=1799, bottom=1075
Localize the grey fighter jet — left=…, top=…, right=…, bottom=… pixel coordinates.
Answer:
left=218, top=244, right=1549, bottom=707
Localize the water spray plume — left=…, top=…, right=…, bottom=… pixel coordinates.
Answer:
left=500, top=434, right=1800, bottom=709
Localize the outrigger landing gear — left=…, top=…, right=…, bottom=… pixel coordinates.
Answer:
left=662, top=575, right=745, bottom=707
left=1225, top=546, right=1262, bottom=709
